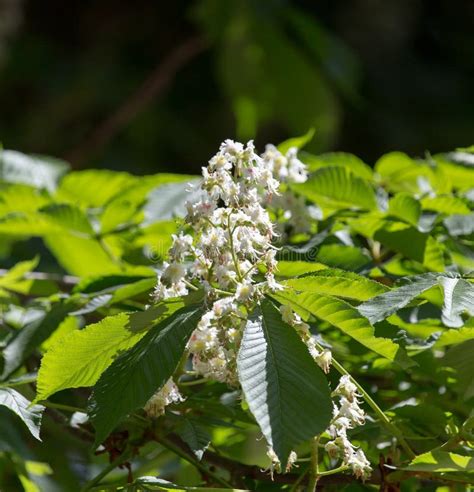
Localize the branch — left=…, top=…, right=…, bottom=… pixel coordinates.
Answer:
left=65, top=36, right=208, bottom=166
left=158, top=433, right=380, bottom=487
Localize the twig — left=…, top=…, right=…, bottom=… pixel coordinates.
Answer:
left=66, top=36, right=208, bottom=165
left=0, top=269, right=79, bottom=288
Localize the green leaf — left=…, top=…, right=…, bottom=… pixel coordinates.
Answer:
left=277, top=128, right=315, bottom=154
left=100, top=174, right=193, bottom=233
left=111, top=278, right=156, bottom=304
left=0, top=150, right=69, bottom=191
left=301, top=152, right=373, bottom=180
left=440, top=277, right=474, bottom=328
left=273, top=289, right=410, bottom=365
left=283, top=268, right=389, bottom=301
left=444, top=340, right=474, bottom=400
left=357, top=273, right=443, bottom=324
left=434, top=154, right=474, bottom=192
left=39, top=203, right=94, bottom=235
left=36, top=301, right=185, bottom=402
left=36, top=314, right=139, bottom=401
left=0, top=388, right=44, bottom=440
left=89, top=305, right=202, bottom=445
left=237, top=298, right=332, bottom=463
left=56, top=169, right=136, bottom=208
left=421, top=195, right=471, bottom=215
left=423, top=235, right=446, bottom=272
left=387, top=193, right=421, bottom=227
left=0, top=184, right=51, bottom=215
left=374, top=222, right=428, bottom=263
left=0, top=212, right=62, bottom=236
left=2, top=302, right=72, bottom=380
left=315, top=243, right=372, bottom=271
left=275, top=261, right=327, bottom=278
left=435, top=326, right=474, bottom=347
left=293, top=166, right=377, bottom=212
left=0, top=257, right=39, bottom=290
left=375, top=152, right=433, bottom=193
left=44, top=233, right=122, bottom=276
left=406, top=450, right=474, bottom=473
left=176, top=418, right=211, bottom=461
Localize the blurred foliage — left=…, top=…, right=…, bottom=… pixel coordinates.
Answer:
left=0, top=0, right=473, bottom=173
left=0, top=141, right=473, bottom=490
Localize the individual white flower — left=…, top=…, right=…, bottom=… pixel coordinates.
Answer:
left=337, top=397, right=366, bottom=427
left=144, top=379, right=184, bottom=417
left=266, top=273, right=283, bottom=291
left=235, top=281, right=255, bottom=302
left=161, top=261, right=186, bottom=284
left=169, top=232, right=193, bottom=261
left=285, top=451, right=298, bottom=472
left=315, top=349, right=332, bottom=374
left=333, top=375, right=360, bottom=402
left=348, top=449, right=372, bottom=481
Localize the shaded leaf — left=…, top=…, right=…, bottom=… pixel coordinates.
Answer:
left=177, top=419, right=211, bottom=461
left=89, top=305, right=202, bottom=445
left=357, top=273, right=443, bottom=324
left=237, top=298, right=332, bottom=463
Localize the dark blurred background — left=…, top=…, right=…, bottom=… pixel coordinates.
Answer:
left=0, top=0, right=473, bottom=175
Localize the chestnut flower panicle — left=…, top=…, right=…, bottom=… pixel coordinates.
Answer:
left=153, top=140, right=295, bottom=387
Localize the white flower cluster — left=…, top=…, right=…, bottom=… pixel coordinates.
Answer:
left=144, top=378, right=184, bottom=418
left=325, top=375, right=372, bottom=480
left=280, top=305, right=332, bottom=373
left=154, top=140, right=310, bottom=385
left=278, top=304, right=372, bottom=481
left=261, top=144, right=318, bottom=237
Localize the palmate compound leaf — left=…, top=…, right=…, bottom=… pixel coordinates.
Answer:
left=36, top=299, right=187, bottom=402
left=357, top=273, right=459, bottom=324
left=0, top=388, right=44, bottom=441
left=237, top=298, right=332, bottom=464
left=272, top=289, right=412, bottom=367
left=88, top=304, right=202, bottom=446
left=176, top=418, right=211, bottom=461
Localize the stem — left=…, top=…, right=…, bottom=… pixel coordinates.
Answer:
left=41, top=401, right=86, bottom=413
left=308, top=435, right=320, bottom=491
left=184, top=279, right=199, bottom=291
left=155, top=435, right=233, bottom=488
left=80, top=446, right=133, bottom=492
left=178, top=378, right=207, bottom=386
left=325, top=348, right=416, bottom=459
left=318, top=465, right=350, bottom=477
left=227, top=215, right=243, bottom=281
